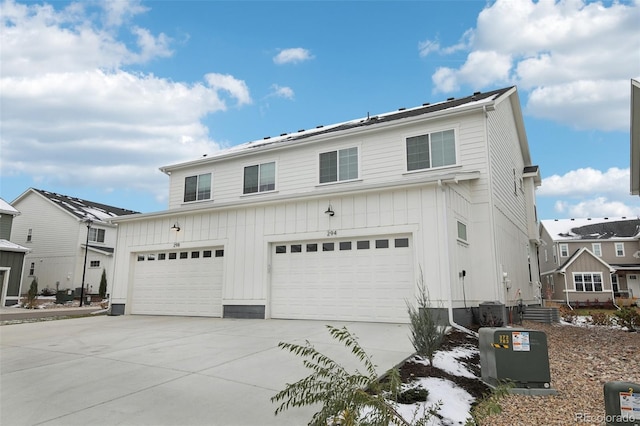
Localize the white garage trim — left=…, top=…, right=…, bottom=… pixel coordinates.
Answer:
left=131, top=247, right=224, bottom=317
left=270, top=235, right=414, bottom=323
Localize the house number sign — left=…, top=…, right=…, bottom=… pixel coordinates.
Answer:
left=327, top=230, right=337, bottom=237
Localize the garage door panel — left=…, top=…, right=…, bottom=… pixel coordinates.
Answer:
left=131, top=249, right=223, bottom=317
left=271, top=236, right=413, bottom=323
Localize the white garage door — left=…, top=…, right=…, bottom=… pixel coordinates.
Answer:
left=271, top=235, right=414, bottom=323
left=131, top=248, right=224, bottom=317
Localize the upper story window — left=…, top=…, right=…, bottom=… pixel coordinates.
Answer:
left=27, top=228, right=32, bottom=242
left=592, top=243, right=602, bottom=257
left=184, top=173, right=212, bottom=203
left=559, top=243, right=569, bottom=257
left=319, top=147, right=358, bottom=184
left=406, top=129, right=455, bottom=171
left=88, top=228, right=105, bottom=243
left=244, top=162, right=275, bottom=194
left=614, top=242, right=625, bottom=257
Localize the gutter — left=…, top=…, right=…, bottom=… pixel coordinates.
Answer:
left=439, top=180, right=478, bottom=337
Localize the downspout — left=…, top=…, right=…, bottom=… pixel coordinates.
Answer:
left=439, top=180, right=478, bottom=337
left=562, top=272, right=573, bottom=310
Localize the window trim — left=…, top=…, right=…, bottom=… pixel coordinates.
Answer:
left=183, top=173, right=212, bottom=203
left=614, top=242, right=625, bottom=257
left=456, top=221, right=468, bottom=243
left=572, top=272, right=604, bottom=292
left=88, top=228, right=106, bottom=243
left=405, top=128, right=458, bottom=172
left=559, top=243, right=569, bottom=257
left=243, top=161, right=277, bottom=195
left=591, top=243, right=602, bottom=257
left=318, top=145, right=360, bottom=185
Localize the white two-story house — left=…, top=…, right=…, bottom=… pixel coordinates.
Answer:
left=10, top=189, right=138, bottom=300
left=110, top=86, right=542, bottom=325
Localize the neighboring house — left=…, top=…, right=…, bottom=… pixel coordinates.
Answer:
left=0, top=198, right=29, bottom=306
left=631, top=79, right=639, bottom=196
left=539, top=217, right=640, bottom=306
left=10, top=189, right=138, bottom=300
left=110, top=86, right=542, bottom=325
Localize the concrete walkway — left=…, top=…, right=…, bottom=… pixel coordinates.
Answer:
left=0, top=315, right=413, bottom=426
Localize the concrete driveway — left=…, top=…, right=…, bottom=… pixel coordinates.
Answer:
left=0, top=315, right=412, bottom=426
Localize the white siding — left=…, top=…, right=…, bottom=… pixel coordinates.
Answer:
left=166, top=114, right=489, bottom=210
left=11, top=192, right=116, bottom=294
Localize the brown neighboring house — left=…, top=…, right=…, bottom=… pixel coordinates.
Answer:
left=539, top=217, right=640, bottom=307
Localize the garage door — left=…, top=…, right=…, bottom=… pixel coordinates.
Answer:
left=270, top=236, right=414, bottom=323
left=131, top=248, right=224, bottom=316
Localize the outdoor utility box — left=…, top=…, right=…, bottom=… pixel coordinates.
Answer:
left=479, top=328, right=556, bottom=395
left=603, top=381, right=640, bottom=426
left=479, top=301, right=507, bottom=326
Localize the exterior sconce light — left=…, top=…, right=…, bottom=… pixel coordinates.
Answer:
left=324, top=205, right=335, bottom=217
left=171, top=222, right=181, bottom=232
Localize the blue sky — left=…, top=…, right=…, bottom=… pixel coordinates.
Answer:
left=1, top=0, right=639, bottom=220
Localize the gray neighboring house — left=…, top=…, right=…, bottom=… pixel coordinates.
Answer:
left=0, top=198, right=29, bottom=306
left=10, top=189, right=138, bottom=301
left=539, top=217, right=640, bottom=307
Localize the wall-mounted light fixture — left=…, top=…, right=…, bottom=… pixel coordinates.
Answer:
left=324, top=205, right=335, bottom=217
left=171, top=222, right=181, bottom=232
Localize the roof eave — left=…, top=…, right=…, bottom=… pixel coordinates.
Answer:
left=159, top=96, right=502, bottom=174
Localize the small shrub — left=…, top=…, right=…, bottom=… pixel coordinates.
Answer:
left=407, top=271, right=447, bottom=365
left=272, top=325, right=439, bottom=426
left=613, top=307, right=640, bottom=332
left=396, top=387, right=429, bottom=405
left=25, top=278, right=39, bottom=309
left=99, top=269, right=108, bottom=299
left=588, top=311, right=612, bottom=326
left=559, top=305, right=576, bottom=323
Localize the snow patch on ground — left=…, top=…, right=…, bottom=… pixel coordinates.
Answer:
left=433, top=346, right=478, bottom=378
left=396, top=377, right=475, bottom=425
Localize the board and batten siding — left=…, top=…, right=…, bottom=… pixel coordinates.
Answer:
left=110, top=184, right=462, bottom=312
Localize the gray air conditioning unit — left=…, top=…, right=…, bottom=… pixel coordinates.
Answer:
left=479, top=328, right=557, bottom=395
left=479, top=301, right=507, bottom=327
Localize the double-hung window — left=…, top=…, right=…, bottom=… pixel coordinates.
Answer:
left=319, top=147, right=358, bottom=184
left=614, top=242, right=625, bottom=257
left=184, top=173, right=212, bottom=202
left=244, top=162, right=275, bottom=194
left=559, top=243, right=569, bottom=257
left=592, top=243, right=602, bottom=257
left=88, top=228, right=105, bottom=243
left=406, top=129, right=456, bottom=171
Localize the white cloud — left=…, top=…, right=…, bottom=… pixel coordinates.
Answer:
left=428, top=0, right=640, bottom=131
left=554, top=198, right=640, bottom=218
left=0, top=0, right=252, bottom=206
left=270, top=84, right=295, bottom=100
left=540, top=167, right=640, bottom=218
left=538, top=167, right=629, bottom=197
left=204, top=73, right=252, bottom=106
left=273, top=47, right=313, bottom=65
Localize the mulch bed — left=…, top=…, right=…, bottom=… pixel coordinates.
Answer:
left=396, top=329, right=490, bottom=402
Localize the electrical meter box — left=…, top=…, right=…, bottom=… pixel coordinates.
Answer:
left=479, top=328, right=556, bottom=395
left=603, top=381, right=640, bottom=426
